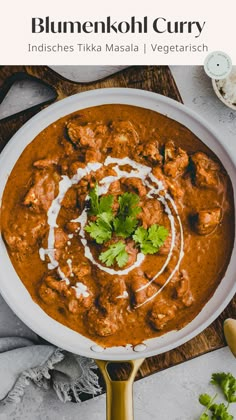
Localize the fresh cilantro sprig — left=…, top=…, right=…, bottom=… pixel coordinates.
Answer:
left=84, top=185, right=169, bottom=267
left=198, top=372, right=236, bottom=420
left=99, top=241, right=128, bottom=268
left=85, top=188, right=142, bottom=244
left=133, top=224, right=169, bottom=255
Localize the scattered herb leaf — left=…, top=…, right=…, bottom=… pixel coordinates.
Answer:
left=99, top=241, right=128, bottom=268
left=113, top=192, right=141, bottom=238
left=198, top=372, right=236, bottom=420
left=211, top=373, right=236, bottom=403
left=199, top=414, right=210, bottom=420
left=85, top=185, right=114, bottom=244
left=199, top=394, right=215, bottom=408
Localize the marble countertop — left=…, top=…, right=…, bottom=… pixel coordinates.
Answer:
left=0, top=65, right=235, bottom=420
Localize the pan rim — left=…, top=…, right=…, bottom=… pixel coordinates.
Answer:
left=0, top=87, right=235, bottom=361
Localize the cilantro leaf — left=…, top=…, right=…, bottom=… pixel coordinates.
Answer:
left=148, top=224, right=170, bottom=247
left=117, top=192, right=141, bottom=219
left=85, top=185, right=114, bottom=244
left=98, top=195, right=114, bottom=215
left=112, top=192, right=141, bottom=238
left=133, top=224, right=169, bottom=255
left=85, top=220, right=112, bottom=244
left=199, top=394, right=217, bottom=420
left=211, top=373, right=236, bottom=403
left=113, top=216, right=138, bottom=238
left=85, top=212, right=113, bottom=244
left=132, top=226, right=147, bottom=243
left=199, top=396, right=234, bottom=420
left=98, top=212, right=113, bottom=229
left=200, top=414, right=210, bottom=420
left=199, top=394, right=214, bottom=408
left=141, top=241, right=159, bottom=255
left=88, top=183, right=99, bottom=215
left=210, top=403, right=233, bottom=420
left=133, top=227, right=158, bottom=254
left=198, top=372, right=236, bottom=420
left=116, top=248, right=129, bottom=268
left=99, top=241, right=128, bottom=268
left=86, top=187, right=168, bottom=263
left=88, top=184, right=113, bottom=216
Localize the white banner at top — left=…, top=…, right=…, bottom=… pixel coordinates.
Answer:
left=0, top=0, right=234, bottom=65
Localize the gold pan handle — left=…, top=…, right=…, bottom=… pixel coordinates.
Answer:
left=96, top=358, right=144, bottom=420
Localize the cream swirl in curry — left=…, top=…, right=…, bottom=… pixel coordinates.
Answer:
left=1, top=104, right=234, bottom=347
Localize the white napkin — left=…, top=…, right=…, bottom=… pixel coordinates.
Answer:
left=0, top=295, right=101, bottom=405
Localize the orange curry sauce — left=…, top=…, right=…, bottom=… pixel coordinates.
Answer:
left=1, top=105, right=234, bottom=347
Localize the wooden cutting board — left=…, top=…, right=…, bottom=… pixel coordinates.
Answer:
left=0, top=65, right=235, bottom=392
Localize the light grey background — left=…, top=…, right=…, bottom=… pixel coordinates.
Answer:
left=0, top=66, right=235, bottom=419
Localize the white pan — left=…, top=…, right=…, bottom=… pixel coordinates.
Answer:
left=0, top=88, right=235, bottom=420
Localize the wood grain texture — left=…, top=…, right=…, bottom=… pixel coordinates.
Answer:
left=0, top=65, right=235, bottom=389
left=0, top=65, right=182, bottom=150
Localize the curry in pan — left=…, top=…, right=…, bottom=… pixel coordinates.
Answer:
left=1, top=104, right=234, bottom=347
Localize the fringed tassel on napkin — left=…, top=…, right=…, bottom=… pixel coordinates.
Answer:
left=5, top=348, right=101, bottom=404
left=53, top=356, right=102, bottom=403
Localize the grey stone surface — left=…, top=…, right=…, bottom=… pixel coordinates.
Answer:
left=0, top=348, right=235, bottom=420
left=171, top=66, right=236, bottom=157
